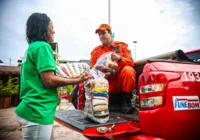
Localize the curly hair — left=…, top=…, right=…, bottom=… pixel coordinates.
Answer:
left=26, top=13, right=51, bottom=44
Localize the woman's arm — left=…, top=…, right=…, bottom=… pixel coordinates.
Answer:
left=40, top=71, right=90, bottom=88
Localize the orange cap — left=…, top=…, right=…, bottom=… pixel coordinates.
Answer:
left=95, top=24, right=112, bottom=34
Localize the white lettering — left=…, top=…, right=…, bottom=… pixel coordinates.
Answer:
left=183, top=72, right=200, bottom=82
left=194, top=72, right=200, bottom=82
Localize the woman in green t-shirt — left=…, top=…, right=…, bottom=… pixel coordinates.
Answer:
left=15, top=13, right=92, bottom=140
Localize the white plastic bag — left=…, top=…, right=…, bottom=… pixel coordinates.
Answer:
left=84, top=78, right=109, bottom=123
left=83, top=53, right=118, bottom=123
left=56, top=63, right=90, bottom=78
left=92, top=52, right=118, bottom=77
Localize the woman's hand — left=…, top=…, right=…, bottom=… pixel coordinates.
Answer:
left=79, top=72, right=93, bottom=82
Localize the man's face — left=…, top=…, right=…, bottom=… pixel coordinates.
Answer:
left=98, top=30, right=112, bottom=46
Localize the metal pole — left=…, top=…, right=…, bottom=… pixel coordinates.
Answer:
left=133, top=41, right=137, bottom=60
left=108, top=0, right=111, bottom=25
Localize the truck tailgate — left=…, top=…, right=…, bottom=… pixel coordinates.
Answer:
left=55, top=109, right=141, bottom=137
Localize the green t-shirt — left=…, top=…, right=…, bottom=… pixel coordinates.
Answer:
left=15, top=41, right=59, bottom=124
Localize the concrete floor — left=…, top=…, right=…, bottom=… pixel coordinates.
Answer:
left=0, top=99, right=88, bottom=140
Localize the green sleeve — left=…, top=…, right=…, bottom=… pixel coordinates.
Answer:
left=34, top=43, right=56, bottom=73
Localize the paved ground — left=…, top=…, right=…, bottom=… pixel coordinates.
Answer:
left=0, top=99, right=88, bottom=140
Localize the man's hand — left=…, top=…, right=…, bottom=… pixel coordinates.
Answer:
left=79, top=72, right=93, bottom=82
left=111, top=53, right=122, bottom=61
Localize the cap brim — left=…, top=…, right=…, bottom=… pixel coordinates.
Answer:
left=95, top=28, right=107, bottom=34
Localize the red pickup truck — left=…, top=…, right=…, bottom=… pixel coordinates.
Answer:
left=55, top=49, right=200, bottom=140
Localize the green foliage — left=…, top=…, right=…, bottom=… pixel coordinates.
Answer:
left=0, top=77, right=19, bottom=96
left=58, top=60, right=64, bottom=63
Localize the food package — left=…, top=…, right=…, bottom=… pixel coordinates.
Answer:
left=84, top=77, right=109, bottom=123
left=56, top=65, right=68, bottom=78
left=83, top=53, right=118, bottom=123
left=72, top=63, right=81, bottom=77
left=60, top=64, right=72, bottom=78
left=106, top=59, right=118, bottom=69
left=82, top=62, right=90, bottom=72
left=92, top=52, right=118, bottom=77
left=78, top=63, right=85, bottom=74
left=56, top=63, right=90, bottom=79
left=66, top=63, right=78, bottom=78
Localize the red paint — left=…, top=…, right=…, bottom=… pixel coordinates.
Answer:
left=83, top=122, right=141, bottom=137
left=138, top=53, right=200, bottom=139
left=185, top=49, right=200, bottom=55
left=112, top=134, right=165, bottom=140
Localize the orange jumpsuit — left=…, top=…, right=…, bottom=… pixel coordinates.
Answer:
left=90, top=40, right=136, bottom=94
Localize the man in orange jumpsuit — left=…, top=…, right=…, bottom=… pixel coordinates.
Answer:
left=90, top=24, right=136, bottom=113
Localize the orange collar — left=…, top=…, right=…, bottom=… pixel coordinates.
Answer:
left=102, top=40, right=116, bottom=48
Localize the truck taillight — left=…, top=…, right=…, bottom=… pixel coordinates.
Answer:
left=140, top=84, right=164, bottom=94
left=141, top=96, right=163, bottom=108
left=139, top=72, right=180, bottom=110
